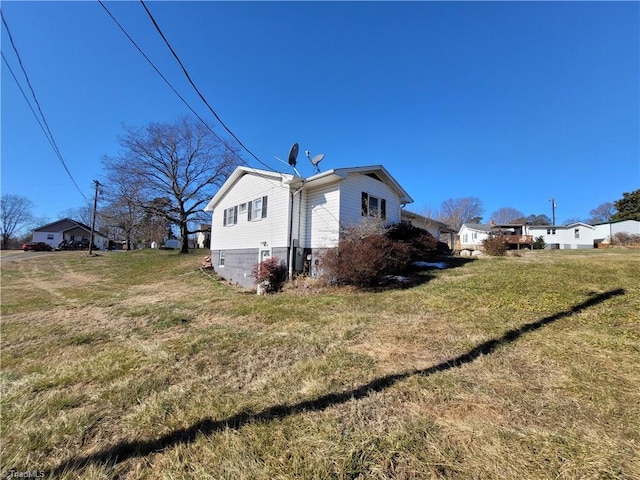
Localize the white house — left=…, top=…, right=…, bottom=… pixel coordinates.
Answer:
left=204, top=165, right=413, bottom=287
left=527, top=222, right=595, bottom=249
left=32, top=218, right=109, bottom=250
left=458, top=223, right=492, bottom=251
left=195, top=224, right=211, bottom=249
left=592, top=219, right=640, bottom=245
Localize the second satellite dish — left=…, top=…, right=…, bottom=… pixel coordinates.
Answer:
left=306, top=150, right=325, bottom=173
left=288, top=143, right=299, bottom=168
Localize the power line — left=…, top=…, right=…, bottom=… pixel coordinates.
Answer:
left=1, top=53, right=60, bottom=162
left=138, top=0, right=276, bottom=172
left=1, top=10, right=88, bottom=202
left=97, top=0, right=253, bottom=171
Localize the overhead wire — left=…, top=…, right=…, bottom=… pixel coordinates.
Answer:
left=97, top=0, right=258, bottom=172
left=1, top=9, right=89, bottom=202
left=138, top=0, right=277, bottom=173
left=2, top=52, right=63, bottom=168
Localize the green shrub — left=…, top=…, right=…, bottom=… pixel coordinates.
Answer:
left=533, top=236, right=546, bottom=250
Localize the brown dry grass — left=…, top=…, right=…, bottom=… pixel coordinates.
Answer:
left=1, top=249, right=639, bottom=479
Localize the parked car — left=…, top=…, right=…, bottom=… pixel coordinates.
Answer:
left=22, top=242, right=53, bottom=252
left=57, top=239, right=97, bottom=250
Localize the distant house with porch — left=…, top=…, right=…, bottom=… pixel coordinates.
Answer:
left=32, top=218, right=109, bottom=250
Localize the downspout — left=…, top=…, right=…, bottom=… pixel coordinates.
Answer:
left=288, top=181, right=305, bottom=281
left=288, top=190, right=295, bottom=281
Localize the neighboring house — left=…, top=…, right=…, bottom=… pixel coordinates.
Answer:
left=204, top=165, right=413, bottom=287
left=32, top=218, right=109, bottom=250
left=528, top=222, right=595, bottom=249
left=400, top=210, right=456, bottom=249
left=196, top=224, right=211, bottom=249
left=592, top=219, right=640, bottom=245
left=457, top=223, right=492, bottom=251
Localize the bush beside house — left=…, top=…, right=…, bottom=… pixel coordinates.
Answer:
left=320, top=222, right=442, bottom=287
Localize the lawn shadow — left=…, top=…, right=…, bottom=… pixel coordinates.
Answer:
left=45, top=288, right=625, bottom=477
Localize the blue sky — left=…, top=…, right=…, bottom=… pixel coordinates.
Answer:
left=2, top=1, right=638, bottom=226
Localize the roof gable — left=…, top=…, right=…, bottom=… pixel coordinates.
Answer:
left=305, top=165, right=413, bottom=204
left=460, top=223, right=492, bottom=233
left=204, top=167, right=292, bottom=212
left=34, top=218, right=87, bottom=232
left=204, top=164, right=413, bottom=213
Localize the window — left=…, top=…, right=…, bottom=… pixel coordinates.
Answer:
left=248, top=196, right=268, bottom=221
left=223, top=206, right=238, bottom=226
left=47, top=234, right=54, bottom=240
left=547, top=228, right=556, bottom=235
left=361, top=192, right=386, bottom=220
left=219, top=251, right=226, bottom=266
left=574, top=228, right=580, bottom=239
left=239, top=203, right=247, bottom=213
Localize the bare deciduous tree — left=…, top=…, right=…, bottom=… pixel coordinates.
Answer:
left=588, top=202, right=616, bottom=224
left=490, top=207, right=525, bottom=224
left=58, top=204, right=94, bottom=227
left=100, top=171, right=146, bottom=249
left=102, top=116, right=241, bottom=253
left=1, top=194, right=34, bottom=249
left=439, top=197, right=484, bottom=230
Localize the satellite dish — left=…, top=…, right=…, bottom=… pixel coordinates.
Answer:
left=308, top=152, right=325, bottom=173
left=288, top=143, right=299, bottom=167
left=310, top=153, right=324, bottom=166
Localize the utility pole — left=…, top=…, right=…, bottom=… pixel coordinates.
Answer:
left=89, top=180, right=101, bottom=255
left=550, top=198, right=557, bottom=225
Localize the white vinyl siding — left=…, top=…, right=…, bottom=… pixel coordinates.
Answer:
left=528, top=224, right=595, bottom=249
left=340, top=173, right=401, bottom=227
left=305, top=184, right=341, bottom=249
left=458, top=226, right=490, bottom=247
left=211, top=173, right=291, bottom=251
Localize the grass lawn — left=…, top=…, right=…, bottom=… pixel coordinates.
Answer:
left=1, top=249, right=638, bottom=479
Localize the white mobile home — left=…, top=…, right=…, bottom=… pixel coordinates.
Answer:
left=528, top=222, right=595, bottom=249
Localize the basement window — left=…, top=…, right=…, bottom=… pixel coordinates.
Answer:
left=219, top=251, right=226, bottom=266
